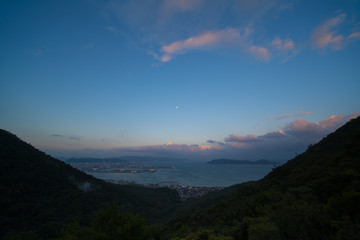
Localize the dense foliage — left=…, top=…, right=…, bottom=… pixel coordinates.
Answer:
left=0, top=130, right=180, bottom=239
left=1, top=116, right=360, bottom=240
left=59, top=206, right=147, bottom=240
left=163, top=117, right=360, bottom=240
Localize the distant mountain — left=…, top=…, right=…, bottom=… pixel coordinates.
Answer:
left=65, top=156, right=183, bottom=163
left=207, top=159, right=280, bottom=165
left=0, top=130, right=180, bottom=239
left=164, top=117, right=360, bottom=240
left=3, top=115, right=360, bottom=240
left=66, top=157, right=129, bottom=163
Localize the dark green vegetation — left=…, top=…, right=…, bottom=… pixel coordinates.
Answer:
left=1, top=116, right=360, bottom=240
left=0, top=130, right=180, bottom=239
left=164, top=117, right=360, bottom=239
left=59, top=206, right=148, bottom=240
left=207, top=159, right=280, bottom=165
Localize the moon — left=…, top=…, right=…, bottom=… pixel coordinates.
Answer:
left=175, top=106, right=179, bottom=109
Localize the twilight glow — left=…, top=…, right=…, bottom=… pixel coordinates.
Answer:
left=1, top=0, right=360, bottom=161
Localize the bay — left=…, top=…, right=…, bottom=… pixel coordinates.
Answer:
left=88, top=160, right=275, bottom=187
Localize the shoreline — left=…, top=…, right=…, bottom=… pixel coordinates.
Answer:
left=106, top=179, right=225, bottom=200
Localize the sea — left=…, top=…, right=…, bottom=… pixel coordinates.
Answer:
left=88, top=159, right=275, bottom=187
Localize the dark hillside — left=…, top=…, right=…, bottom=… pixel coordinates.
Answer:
left=0, top=130, right=180, bottom=239
left=165, top=117, right=360, bottom=240
left=264, top=117, right=360, bottom=199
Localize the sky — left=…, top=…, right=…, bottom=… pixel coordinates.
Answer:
left=1, top=0, right=360, bottom=161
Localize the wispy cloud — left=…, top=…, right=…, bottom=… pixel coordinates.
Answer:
left=272, top=37, right=295, bottom=51
left=100, top=0, right=292, bottom=63
left=268, top=112, right=314, bottom=120
left=99, top=1, right=359, bottom=63
left=207, top=139, right=225, bottom=146
left=160, top=28, right=247, bottom=61
left=51, top=134, right=64, bottom=138
left=271, top=36, right=297, bottom=62
left=348, top=32, right=360, bottom=40
left=248, top=45, right=271, bottom=61
left=69, top=136, right=81, bottom=141
left=163, top=0, right=203, bottom=12
left=106, top=26, right=118, bottom=33
left=51, top=134, right=81, bottom=141
left=311, top=14, right=346, bottom=50
left=158, top=27, right=273, bottom=62
left=311, top=13, right=360, bottom=51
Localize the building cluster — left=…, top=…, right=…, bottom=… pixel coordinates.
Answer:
left=168, top=184, right=224, bottom=200
left=70, top=162, right=172, bottom=173
left=105, top=180, right=224, bottom=200
left=73, top=162, right=224, bottom=200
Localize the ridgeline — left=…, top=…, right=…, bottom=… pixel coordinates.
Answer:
left=0, top=130, right=180, bottom=239
left=162, top=116, right=360, bottom=239
left=1, top=116, right=360, bottom=239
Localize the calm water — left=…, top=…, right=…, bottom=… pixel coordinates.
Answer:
left=89, top=160, right=274, bottom=187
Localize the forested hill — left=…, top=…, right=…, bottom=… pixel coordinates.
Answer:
left=0, top=130, right=180, bottom=239
left=1, top=116, right=360, bottom=240
left=164, top=117, right=360, bottom=240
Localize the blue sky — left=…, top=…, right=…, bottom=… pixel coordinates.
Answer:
left=1, top=0, right=360, bottom=161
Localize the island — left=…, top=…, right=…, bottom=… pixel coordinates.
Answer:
left=207, top=159, right=280, bottom=165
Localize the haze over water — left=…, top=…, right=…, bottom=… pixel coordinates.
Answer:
left=89, top=160, right=274, bottom=187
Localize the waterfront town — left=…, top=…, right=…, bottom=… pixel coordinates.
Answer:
left=69, top=161, right=174, bottom=173
left=106, top=179, right=224, bottom=201
left=70, top=161, right=224, bottom=200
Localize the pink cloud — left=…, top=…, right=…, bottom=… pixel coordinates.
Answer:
left=160, top=28, right=244, bottom=59
left=270, top=36, right=297, bottom=62
left=262, top=130, right=286, bottom=138
left=285, top=118, right=319, bottom=136
left=164, top=0, right=203, bottom=12
left=272, top=36, right=295, bottom=51
left=268, top=112, right=314, bottom=120
left=160, top=54, right=172, bottom=62
left=248, top=45, right=271, bottom=61
left=137, top=112, right=360, bottom=158
left=348, top=32, right=360, bottom=40
left=284, top=112, right=360, bottom=137
left=49, top=112, right=360, bottom=160
left=310, top=13, right=360, bottom=51
left=311, top=14, right=346, bottom=50
left=225, top=134, right=258, bottom=143
left=158, top=27, right=274, bottom=62
left=318, top=114, right=345, bottom=129
left=222, top=111, right=360, bottom=150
